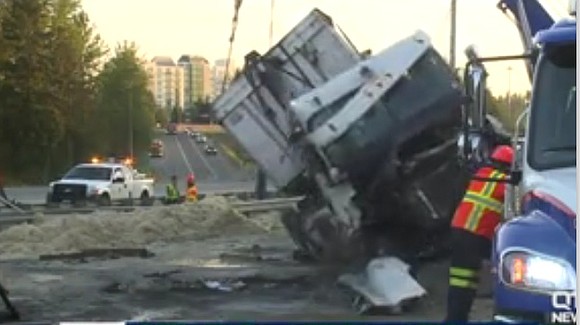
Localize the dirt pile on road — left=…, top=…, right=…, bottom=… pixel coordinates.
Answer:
left=0, top=196, right=284, bottom=259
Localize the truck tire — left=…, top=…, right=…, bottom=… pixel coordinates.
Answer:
left=97, top=193, right=111, bottom=207
left=281, top=205, right=366, bottom=264
left=140, top=191, right=154, bottom=206
left=45, top=194, right=59, bottom=208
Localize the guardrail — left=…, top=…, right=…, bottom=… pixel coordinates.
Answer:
left=232, top=197, right=304, bottom=213
left=0, top=196, right=305, bottom=226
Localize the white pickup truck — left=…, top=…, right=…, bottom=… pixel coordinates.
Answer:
left=46, top=162, right=156, bottom=206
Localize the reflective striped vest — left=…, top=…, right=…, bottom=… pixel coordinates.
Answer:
left=186, top=186, right=198, bottom=202
left=451, top=167, right=507, bottom=240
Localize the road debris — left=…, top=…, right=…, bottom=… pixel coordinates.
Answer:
left=202, top=279, right=247, bottom=292
left=39, top=248, right=154, bottom=262
left=0, top=196, right=284, bottom=259
left=338, top=257, right=427, bottom=315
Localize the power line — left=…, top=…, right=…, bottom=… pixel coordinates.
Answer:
left=222, top=0, right=243, bottom=95
left=269, top=0, right=275, bottom=47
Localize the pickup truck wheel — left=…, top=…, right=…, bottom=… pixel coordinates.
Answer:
left=45, top=194, right=59, bottom=208
left=140, top=191, right=153, bottom=206
left=97, top=194, right=111, bottom=206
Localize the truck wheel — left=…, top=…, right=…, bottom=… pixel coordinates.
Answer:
left=97, top=194, right=111, bottom=207
left=140, top=191, right=153, bottom=206
left=281, top=205, right=366, bottom=264
left=45, top=194, right=59, bottom=208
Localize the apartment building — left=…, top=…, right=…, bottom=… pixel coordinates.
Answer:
left=211, top=58, right=237, bottom=100
left=178, top=55, right=212, bottom=108
left=145, top=56, right=184, bottom=109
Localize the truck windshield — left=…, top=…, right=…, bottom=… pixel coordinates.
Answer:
left=528, top=43, right=576, bottom=170
left=63, top=166, right=112, bottom=181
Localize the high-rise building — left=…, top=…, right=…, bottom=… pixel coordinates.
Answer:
left=178, top=55, right=212, bottom=108
left=211, top=58, right=237, bottom=100
left=145, top=56, right=184, bottom=109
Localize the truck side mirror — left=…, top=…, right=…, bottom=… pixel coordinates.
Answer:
left=113, top=177, right=125, bottom=183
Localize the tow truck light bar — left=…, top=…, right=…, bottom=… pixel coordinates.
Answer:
left=89, top=156, right=134, bottom=166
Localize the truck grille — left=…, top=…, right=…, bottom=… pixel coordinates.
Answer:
left=52, top=183, right=88, bottom=202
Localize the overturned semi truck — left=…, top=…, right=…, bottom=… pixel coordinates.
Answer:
left=212, top=9, right=472, bottom=263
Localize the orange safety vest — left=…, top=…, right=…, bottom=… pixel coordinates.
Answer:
left=186, top=186, right=198, bottom=202
left=451, top=167, right=507, bottom=240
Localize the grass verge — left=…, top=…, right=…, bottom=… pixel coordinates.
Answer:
left=206, top=132, right=254, bottom=169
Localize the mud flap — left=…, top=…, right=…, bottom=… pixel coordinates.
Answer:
left=338, top=256, right=426, bottom=314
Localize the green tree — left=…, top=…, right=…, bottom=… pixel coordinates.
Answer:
left=95, top=42, right=156, bottom=159
left=0, top=0, right=60, bottom=181
left=46, top=0, right=106, bottom=176
left=488, top=91, right=530, bottom=133
left=155, top=108, right=168, bottom=126
left=170, top=106, right=182, bottom=123
left=0, top=0, right=106, bottom=182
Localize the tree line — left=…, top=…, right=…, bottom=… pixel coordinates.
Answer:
left=488, top=92, right=530, bottom=134
left=0, top=0, right=156, bottom=184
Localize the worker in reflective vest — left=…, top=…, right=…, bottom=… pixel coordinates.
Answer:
left=185, top=173, right=198, bottom=203
left=165, top=175, right=180, bottom=204
left=445, top=145, right=514, bottom=322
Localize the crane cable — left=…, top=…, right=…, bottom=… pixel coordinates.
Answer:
left=222, top=0, right=243, bottom=95
left=269, top=0, right=275, bottom=47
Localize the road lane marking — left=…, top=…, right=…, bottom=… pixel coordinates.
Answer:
left=174, top=135, right=194, bottom=175
left=184, top=134, right=219, bottom=180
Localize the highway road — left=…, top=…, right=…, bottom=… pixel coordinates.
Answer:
left=4, top=132, right=275, bottom=205
left=150, top=132, right=254, bottom=185
left=3, top=182, right=272, bottom=205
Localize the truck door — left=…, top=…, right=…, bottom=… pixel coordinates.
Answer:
left=121, top=166, right=134, bottom=199
left=111, top=167, right=129, bottom=200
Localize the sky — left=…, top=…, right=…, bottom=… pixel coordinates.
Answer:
left=80, top=0, right=571, bottom=96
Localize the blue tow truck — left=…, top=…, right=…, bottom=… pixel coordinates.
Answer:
left=459, top=0, right=576, bottom=322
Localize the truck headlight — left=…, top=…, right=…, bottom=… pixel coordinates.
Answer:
left=87, top=186, right=99, bottom=195
left=501, top=250, right=576, bottom=292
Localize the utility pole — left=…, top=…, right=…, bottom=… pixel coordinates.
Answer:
left=507, top=66, right=513, bottom=126
left=128, top=83, right=134, bottom=160
left=450, top=0, right=457, bottom=70
left=269, top=0, right=275, bottom=47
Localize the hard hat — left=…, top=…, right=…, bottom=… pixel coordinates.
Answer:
left=186, top=173, right=195, bottom=184
left=491, top=145, right=514, bottom=165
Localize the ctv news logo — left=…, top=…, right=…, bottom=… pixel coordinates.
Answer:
left=552, top=291, right=577, bottom=323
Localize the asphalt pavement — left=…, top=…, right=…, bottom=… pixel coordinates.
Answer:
left=4, top=132, right=273, bottom=205
left=150, top=132, right=254, bottom=185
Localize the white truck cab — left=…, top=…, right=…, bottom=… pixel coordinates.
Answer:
left=47, top=162, right=155, bottom=206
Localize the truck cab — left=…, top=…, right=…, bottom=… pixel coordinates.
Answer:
left=492, top=21, right=576, bottom=323
left=459, top=2, right=576, bottom=321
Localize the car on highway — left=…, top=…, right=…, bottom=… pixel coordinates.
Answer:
left=46, top=160, right=155, bottom=206
left=166, top=123, right=177, bottom=135
left=194, top=134, right=207, bottom=144
left=204, top=144, right=218, bottom=155
left=149, top=139, right=164, bottom=157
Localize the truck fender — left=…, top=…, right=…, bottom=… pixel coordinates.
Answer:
left=97, top=188, right=111, bottom=197
left=492, top=210, right=576, bottom=274
left=137, top=184, right=152, bottom=197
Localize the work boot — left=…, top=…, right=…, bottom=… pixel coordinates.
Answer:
left=445, top=286, right=476, bottom=322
